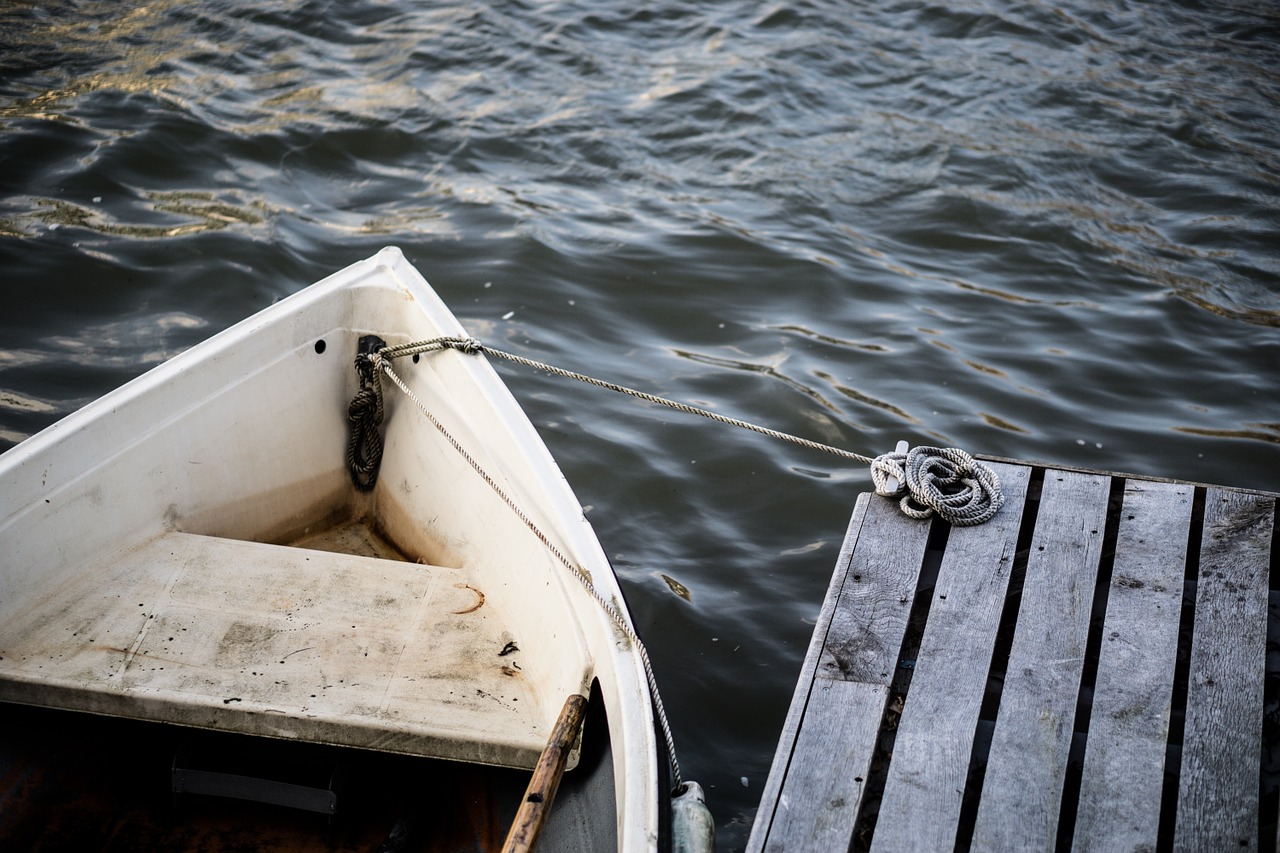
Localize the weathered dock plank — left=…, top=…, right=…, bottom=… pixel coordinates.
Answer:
left=748, top=462, right=1278, bottom=853
left=1175, top=488, right=1274, bottom=853
left=750, top=493, right=872, bottom=848
left=869, top=463, right=1029, bottom=852
left=755, top=490, right=933, bottom=851
left=1071, top=480, right=1192, bottom=853
left=762, top=679, right=887, bottom=852
left=752, top=491, right=875, bottom=850
left=970, top=470, right=1110, bottom=851
left=817, top=490, right=933, bottom=686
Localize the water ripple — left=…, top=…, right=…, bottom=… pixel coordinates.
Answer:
left=3, top=0, right=1279, bottom=845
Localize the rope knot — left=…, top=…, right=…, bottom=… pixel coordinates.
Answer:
left=454, top=336, right=483, bottom=354
left=346, top=336, right=387, bottom=492
left=871, top=446, right=1003, bottom=526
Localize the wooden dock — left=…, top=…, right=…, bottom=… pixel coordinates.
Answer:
left=747, top=460, right=1278, bottom=852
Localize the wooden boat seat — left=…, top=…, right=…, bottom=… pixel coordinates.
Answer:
left=0, top=530, right=552, bottom=769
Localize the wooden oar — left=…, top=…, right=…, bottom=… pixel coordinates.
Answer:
left=501, top=693, right=589, bottom=853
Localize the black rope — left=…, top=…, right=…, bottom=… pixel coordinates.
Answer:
left=346, top=335, right=387, bottom=491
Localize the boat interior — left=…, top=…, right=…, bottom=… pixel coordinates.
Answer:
left=0, top=679, right=622, bottom=851
left=0, top=511, right=563, bottom=770
left=0, top=253, right=650, bottom=849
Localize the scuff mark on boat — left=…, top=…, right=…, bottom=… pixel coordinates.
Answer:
left=475, top=687, right=513, bottom=710
left=452, top=583, right=485, bottom=614
left=280, top=646, right=314, bottom=663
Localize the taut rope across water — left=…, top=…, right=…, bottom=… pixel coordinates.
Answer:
left=344, top=331, right=1007, bottom=798
left=375, top=336, right=1005, bottom=527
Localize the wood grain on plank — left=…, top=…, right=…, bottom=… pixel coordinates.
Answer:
left=1072, top=480, right=1192, bottom=853
left=755, top=491, right=930, bottom=851
left=818, top=494, right=932, bottom=686
left=762, top=679, right=887, bottom=853
left=1174, top=489, right=1274, bottom=853
left=971, top=470, right=1110, bottom=851
left=870, top=463, right=1030, bottom=852
left=747, top=494, right=873, bottom=853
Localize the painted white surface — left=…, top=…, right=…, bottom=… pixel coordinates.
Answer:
left=0, top=248, right=658, bottom=850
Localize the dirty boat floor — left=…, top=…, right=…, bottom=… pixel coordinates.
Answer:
left=0, top=520, right=549, bottom=769
left=748, top=461, right=1279, bottom=853
left=0, top=701, right=530, bottom=852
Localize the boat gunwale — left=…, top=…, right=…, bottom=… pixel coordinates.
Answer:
left=0, top=246, right=662, bottom=850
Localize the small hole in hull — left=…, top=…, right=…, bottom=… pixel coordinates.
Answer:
left=314, top=339, right=326, bottom=354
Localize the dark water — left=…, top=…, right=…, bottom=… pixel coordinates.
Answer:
left=2, top=1, right=1278, bottom=847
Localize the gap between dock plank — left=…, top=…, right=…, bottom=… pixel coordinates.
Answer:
left=748, top=465, right=1279, bottom=853
left=758, top=493, right=932, bottom=851
left=1175, top=488, right=1274, bottom=852
left=868, top=463, right=1030, bottom=852
left=1071, top=479, right=1192, bottom=852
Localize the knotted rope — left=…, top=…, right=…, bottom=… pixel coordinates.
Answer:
left=368, top=336, right=1005, bottom=526
left=346, top=336, right=387, bottom=491
left=869, top=445, right=1003, bottom=526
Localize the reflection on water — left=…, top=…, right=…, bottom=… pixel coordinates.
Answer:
left=2, top=0, right=1278, bottom=848
left=30, top=192, right=263, bottom=239
left=0, top=1, right=188, bottom=120
left=1174, top=423, right=1280, bottom=445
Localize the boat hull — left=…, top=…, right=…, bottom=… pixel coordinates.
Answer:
left=0, top=247, right=660, bottom=850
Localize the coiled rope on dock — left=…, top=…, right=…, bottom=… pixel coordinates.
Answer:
left=375, top=336, right=1005, bottom=527
left=869, top=445, right=1002, bottom=526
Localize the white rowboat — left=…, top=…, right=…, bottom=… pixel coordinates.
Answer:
left=0, top=248, right=694, bottom=851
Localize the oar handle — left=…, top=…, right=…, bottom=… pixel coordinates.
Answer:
left=501, top=693, right=589, bottom=853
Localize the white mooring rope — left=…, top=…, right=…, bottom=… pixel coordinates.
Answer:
left=370, top=352, right=686, bottom=792
left=378, top=336, right=1005, bottom=527
left=869, top=445, right=1002, bottom=526
left=353, top=334, right=1007, bottom=796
